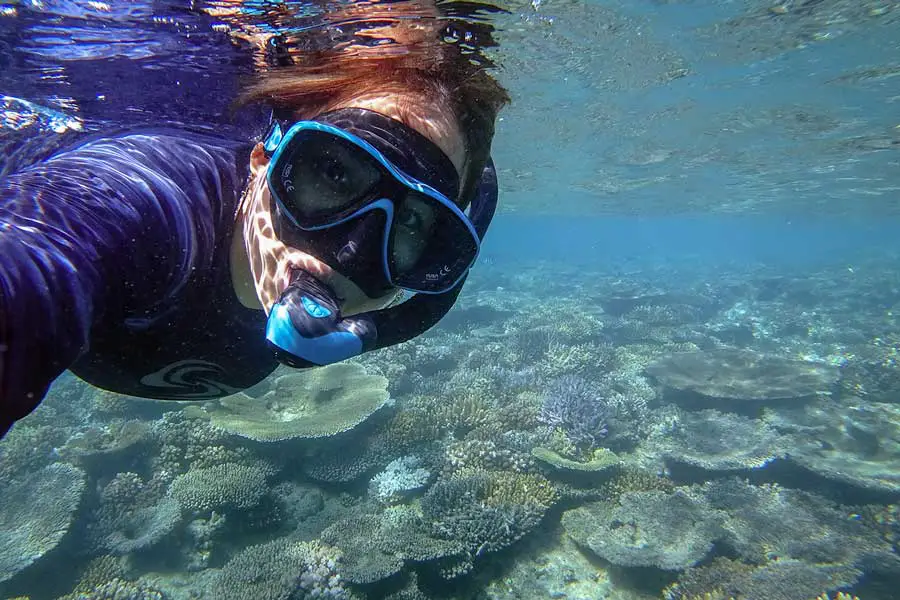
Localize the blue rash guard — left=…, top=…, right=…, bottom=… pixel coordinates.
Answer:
left=0, top=131, right=471, bottom=437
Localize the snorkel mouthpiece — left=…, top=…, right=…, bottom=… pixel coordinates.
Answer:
left=265, top=270, right=377, bottom=368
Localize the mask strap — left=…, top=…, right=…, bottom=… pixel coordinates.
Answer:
left=263, top=120, right=284, bottom=156
left=467, top=157, right=498, bottom=241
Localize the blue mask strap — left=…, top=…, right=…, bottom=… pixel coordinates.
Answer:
left=263, top=120, right=284, bottom=156
left=467, top=157, right=498, bottom=241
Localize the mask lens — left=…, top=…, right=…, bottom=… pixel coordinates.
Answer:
left=388, top=191, right=479, bottom=292
left=276, top=131, right=382, bottom=225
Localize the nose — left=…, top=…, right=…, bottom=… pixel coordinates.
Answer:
left=334, top=210, right=384, bottom=270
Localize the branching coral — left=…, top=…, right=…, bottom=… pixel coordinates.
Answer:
left=167, top=461, right=272, bottom=514
left=209, top=537, right=352, bottom=599
left=538, top=375, right=610, bottom=449
left=369, top=455, right=432, bottom=502
left=421, top=473, right=551, bottom=558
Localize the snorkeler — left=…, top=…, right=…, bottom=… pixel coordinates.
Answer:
left=0, top=0, right=509, bottom=438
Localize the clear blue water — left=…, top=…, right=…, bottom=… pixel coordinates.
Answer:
left=2, top=1, right=900, bottom=600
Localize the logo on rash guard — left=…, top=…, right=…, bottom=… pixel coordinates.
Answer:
left=139, top=360, right=242, bottom=399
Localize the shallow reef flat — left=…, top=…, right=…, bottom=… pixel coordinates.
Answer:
left=2, top=256, right=900, bottom=600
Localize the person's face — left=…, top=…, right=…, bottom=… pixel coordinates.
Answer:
left=239, top=97, right=466, bottom=317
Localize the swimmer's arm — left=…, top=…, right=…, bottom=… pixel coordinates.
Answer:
left=0, top=133, right=245, bottom=437
left=366, top=277, right=466, bottom=350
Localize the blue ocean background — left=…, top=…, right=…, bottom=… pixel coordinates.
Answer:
left=2, top=0, right=900, bottom=599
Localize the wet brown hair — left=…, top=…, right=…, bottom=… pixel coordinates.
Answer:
left=229, top=0, right=510, bottom=207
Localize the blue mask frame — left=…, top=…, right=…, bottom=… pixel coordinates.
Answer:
left=263, top=117, right=486, bottom=294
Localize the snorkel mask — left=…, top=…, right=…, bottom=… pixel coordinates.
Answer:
left=262, top=107, right=493, bottom=298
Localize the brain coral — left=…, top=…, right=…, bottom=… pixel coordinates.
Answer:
left=646, top=349, right=839, bottom=402
left=206, top=363, right=390, bottom=441
left=167, top=462, right=271, bottom=513
left=0, top=463, right=87, bottom=583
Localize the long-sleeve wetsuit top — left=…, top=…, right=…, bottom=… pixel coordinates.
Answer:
left=0, top=131, right=466, bottom=437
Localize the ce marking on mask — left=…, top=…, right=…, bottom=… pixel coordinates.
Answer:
left=426, top=265, right=452, bottom=281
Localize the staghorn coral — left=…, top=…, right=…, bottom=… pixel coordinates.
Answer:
left=538, top=375, right=610, bottom=449
left=444, top=438, right=531, bottom=474
left=205, top=363, right=389, bottom=441
left=167, top=461, right=272, bottom=514
left=421, top=473, right=548, bottom=558
left=0, top=463, right=87, bottom=583
left=541, top=342, right=606, bottom=378
left=483, top=471, right=558, bottom=510
left=209, top=537, right=352, bottom=599
left=601, top=467, right=674, bottom=501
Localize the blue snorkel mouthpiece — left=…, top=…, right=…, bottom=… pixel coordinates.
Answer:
left=265, top=270, right=377, bottom=368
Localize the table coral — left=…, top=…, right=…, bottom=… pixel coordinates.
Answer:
left=204, top=363, right=389, bottom=441
left=0, top=463, right=86, bottom=583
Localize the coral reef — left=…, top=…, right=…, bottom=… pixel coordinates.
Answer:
left=665, top=557, right=863, bottom=600
left=209, top=537, right=352, bottom=599
left=5, top=259, right=900, bottom=600
left=764, top=398, right=900, bottom=493
left=538, top=375, right=610, bottom=449
left=0, top=463, right=86, bottom=583
left=646, top=349, right=840, bottom=403
left=56, top=578, right=165, bottom=600
left=369, top=455, right=431, bottom=502
left=531, top=446, right=621, bottom=472
left=204, top=363, right=390, bottom=441
left=320, top=506, right=467, bottom=584
left=562, top=488, right=723, bottom=570
left=167, top=462, right=272, bottom=514
left=89, top=496, right=181, bottom=556
left=646, top=408, right=792, bottom=471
